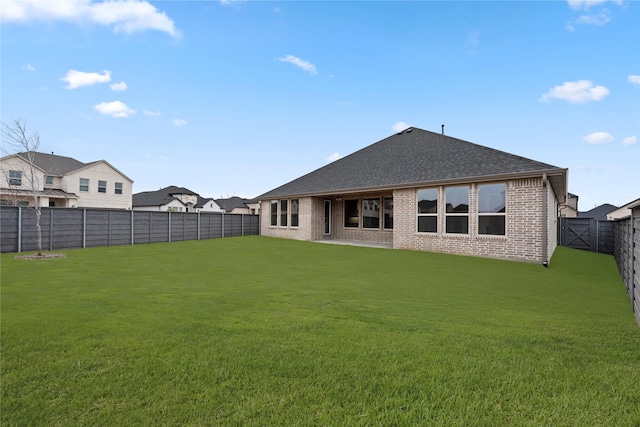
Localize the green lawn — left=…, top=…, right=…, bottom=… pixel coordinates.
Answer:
left=1, top=237, right=639, bottom=426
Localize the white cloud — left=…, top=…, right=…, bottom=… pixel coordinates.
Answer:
left=1, top=0, right=179, bottom=37
left=540, top=80, right=609, bottom=103
left=583, top=131, right=614, bottom=144
left=278, top=55, right=317, bottom=75
left=22, top=64, right=35, bottom=71
left=220, top=0, right=244, bottom=5
left=110, top=82, right=127, bottom=91
left=62, top=69, right=111, bottom=89
left=94, top=100, right=135, bottom=118
left=142, top=109, right=161, bottom=116
left=622, top=136, right=638, bottom=146
left=327, top=152, right=343, bottom=162
left=575, top=10, right=611, bottom=26
left=628, top=75, right=640, bottom=86
left=173, top=119, right=187, bottom=127
left=567, top=0, right=621, bottom=10
left=392, top=121, right=412, bottom=132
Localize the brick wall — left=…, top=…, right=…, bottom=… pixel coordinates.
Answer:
left=394, top=178, right=549, bottom=263
left=260, top=177, right=557, bottom=263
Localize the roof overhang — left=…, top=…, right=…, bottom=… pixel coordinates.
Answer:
left=258, top=169, right=568, bottom=203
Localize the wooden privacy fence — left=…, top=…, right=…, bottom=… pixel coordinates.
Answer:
left=557, top=217, right=614, bottom=255
left=613, top=212, right=640, bottom=326
left=0, top=206, right=260, bottom=253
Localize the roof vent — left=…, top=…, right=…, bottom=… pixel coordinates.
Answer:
left=441, top=124, right=445, bottom=135
left=405, top=127, right=413, bottom=133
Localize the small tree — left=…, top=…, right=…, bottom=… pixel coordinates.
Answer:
left=2, top=120, right=44, bottom=255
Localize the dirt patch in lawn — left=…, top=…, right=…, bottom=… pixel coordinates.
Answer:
left=14, top=253, right=66, bottom=260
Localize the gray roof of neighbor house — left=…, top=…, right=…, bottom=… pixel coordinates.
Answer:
left=215, top=196, right=256, bottom=212
left=133, top=185, right=198, bottom=207
left=578, top=204, right=619, bottom=221
left=258, top=127, right=567, bottom=200
left=14, top=151, right=133, bottom=182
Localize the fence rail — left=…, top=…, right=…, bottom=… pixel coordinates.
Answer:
left=613, top=213, right=640, bottom=326
left=0, top=206, right=260, bottom=253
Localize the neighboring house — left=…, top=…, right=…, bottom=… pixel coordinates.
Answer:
left=132, top=186, right=222, bottom=212
left=578, top=204, right=618, bottom=221
left=258, top=127, right=567, bottom=264
left=606, top=198, right=640, bottom=221
left=0, top=151, right=133, bottom=209
left=215, top=196, right=260, bottom=215
left=559, top=192, right=579, bottom=217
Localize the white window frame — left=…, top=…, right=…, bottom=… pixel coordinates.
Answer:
left=417, top=188, right=438, bottom=233
left=98, top=180, right=107, bottom=193
left=9, top=170, right=22, bottom=186
left=79, top=178, right=89, bottom=192
left=115, top=182, right=123, bottom=195
left=445, top=186, right=469, bottom=235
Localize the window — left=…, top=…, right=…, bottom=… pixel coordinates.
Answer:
left=362, top=198, right=380, bottom=229
left=478, top=183, right=506, bottom=235
left=9, top=170, right=22, bottom=186
left=98, top=180, right=107, bottom=193
left=45, top=176, right=53, bottom=185
left=344, top=199, right=359, bottom=228
left=383, top=197, right=394, bottom=229
left=79, top=178, right=89, bottom=192
left=280, top=200, right=288, bottom=226
left=445, top=186, right=469, bottom=234
left=115, top=182, right=123, bottom=195
left=417, top=189, right=438, bottom=233
left=290, top=199, right=299, bottom=227
left=270, top=201, right=278, bottom=226
left=17, top=200, right=29, bottom=207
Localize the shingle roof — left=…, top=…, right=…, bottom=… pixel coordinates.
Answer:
left=258, top=127, right=566, bottom=199
left=578, top=204, right=618, bottom=221
left=215, top=196, right=255, bottom=211
left=17, top=152, right=87, bottom=175
left=133, top=185, right=198, bottom=207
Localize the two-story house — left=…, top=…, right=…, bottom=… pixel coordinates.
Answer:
left=0, top=152, right=133, bottom=209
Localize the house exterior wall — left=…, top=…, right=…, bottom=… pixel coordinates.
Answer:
left=394, top=178, right=548, bottom=263
left=62, top=162, right=132, bottom=209
left=259, top=177, right=558, bottom=263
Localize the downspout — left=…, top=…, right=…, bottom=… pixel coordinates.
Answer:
left=542, top=173, right=549, bottom=267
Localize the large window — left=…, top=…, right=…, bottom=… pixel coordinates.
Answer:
left=383, top=197, right=394, bottom=229
left=9, top=170, right=22, bottom=186
left=417, top=188, right=438, bottom=233
left=362, top=198, right=380, bottom=229
left=270, top=201, right=278, bottom=226
left=280, top=200, right=288, bottom=227
left=290, top=199, right=299, bottom=227
left=445, top=186, right=469, bottom=234
left=79, top=178, right=89, bottom=192
left=344, top=199, right=359, bottom=228
left=478, top=183, right=506, bottom=235
left=115, top=182, right=123, bottom=194
left=45, top=175, right=53, bottom=185
left=98, top=180, right=107, bottom=193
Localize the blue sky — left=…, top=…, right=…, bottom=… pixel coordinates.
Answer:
left=1, top=0, right=638, bottom=209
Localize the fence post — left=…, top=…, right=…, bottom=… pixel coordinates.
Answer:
left=197, top=212, right=201, bottom=240
left=17, top=206, right=22, bottom=253
left=168, top=211, right=171, bottom=242
left=221, top=212, right=224, bottom=238
left=108, top=210, right=112, bottom=247
left=49, top=208, right=54, bottom=252
left=241, top=214, right=244, bottom=236
left=83, top=209, right=87, bottom=249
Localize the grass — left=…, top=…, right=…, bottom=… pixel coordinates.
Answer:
left=1, top=236, right=639, bottom=426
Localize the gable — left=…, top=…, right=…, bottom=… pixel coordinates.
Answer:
left=259, top=127, right=566, bottom=200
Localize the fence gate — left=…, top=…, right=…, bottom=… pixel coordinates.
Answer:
left=558, top=217, right=615, bottom=254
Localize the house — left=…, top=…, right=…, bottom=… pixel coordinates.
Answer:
left=132, top=186, right=222, bottom=212
left=0, top=151, right=133, bottom=209
left=215, top=196, right=260, bottom=215
left=605, top=198, right=640, bottom=221
left=258, top=127, right=567, bottom=264
left=578, top=204, right=618, bottom=221
left=559, top=192, right=579, bottom=217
